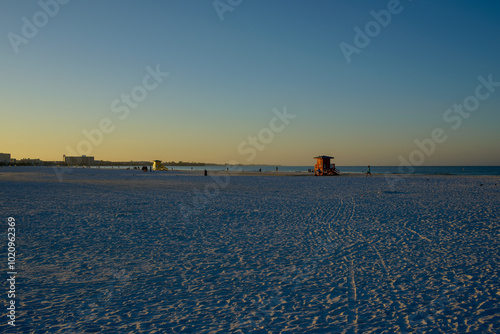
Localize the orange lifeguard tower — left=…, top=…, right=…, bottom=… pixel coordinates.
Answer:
left=314, top=155, right=340, bottom=176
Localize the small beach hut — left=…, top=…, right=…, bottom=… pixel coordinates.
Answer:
left=314, top=155, right=339, bottom=176
left=152, top=160, right=163, bottom=171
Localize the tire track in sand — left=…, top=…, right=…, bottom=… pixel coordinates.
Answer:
left=344, top=195, right=391, bottom=278
left=343, top=195, right=413, bottom=332
left=402, top=221, right=432, bottom=243
left=237, top=195, right=349, bottom=331
left=324, top=195, right=403, bottom=332
left=343, top=196, right=358, bottom=334
left=345, top=254, right=358, bottom=334
left=309, top=196, right=345, bottom=253
left=317, top=195, right=359, bottom=333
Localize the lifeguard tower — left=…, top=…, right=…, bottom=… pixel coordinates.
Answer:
left=314, top=155, right=340, bottom=176
left=152, top=160, right=167, bottom=171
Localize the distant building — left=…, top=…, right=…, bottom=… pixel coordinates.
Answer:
left=64, top=155, right=95, bottom=166
left=0, top=153, right=11, bottom=163
left=18, top=158, right=42, bottom=165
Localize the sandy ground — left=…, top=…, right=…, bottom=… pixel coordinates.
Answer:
left=0, top=167, right=499, bottom=333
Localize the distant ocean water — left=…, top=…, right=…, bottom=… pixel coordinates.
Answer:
left=164, top=165, right=500, bottom=176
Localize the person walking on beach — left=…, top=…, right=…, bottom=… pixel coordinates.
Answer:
left=366, top=165, right=372, bottom=177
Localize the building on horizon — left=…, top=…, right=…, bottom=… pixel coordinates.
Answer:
left=64, top=155, right=95, bottom=166
left=0, top=153, right=11, bottom=164
left=18, top=158, right=42, bottom=165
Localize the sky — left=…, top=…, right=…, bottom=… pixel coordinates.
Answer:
left=1, top=0, right=499, bottom=166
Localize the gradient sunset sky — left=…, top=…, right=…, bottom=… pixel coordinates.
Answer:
left=1, top=0, right=499, bottom=166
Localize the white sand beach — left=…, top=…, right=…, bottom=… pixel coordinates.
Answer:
left=0, top=167, right=499, bottom=333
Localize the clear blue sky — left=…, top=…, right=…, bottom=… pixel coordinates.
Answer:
left=1, top=0, right=499, bottom=165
